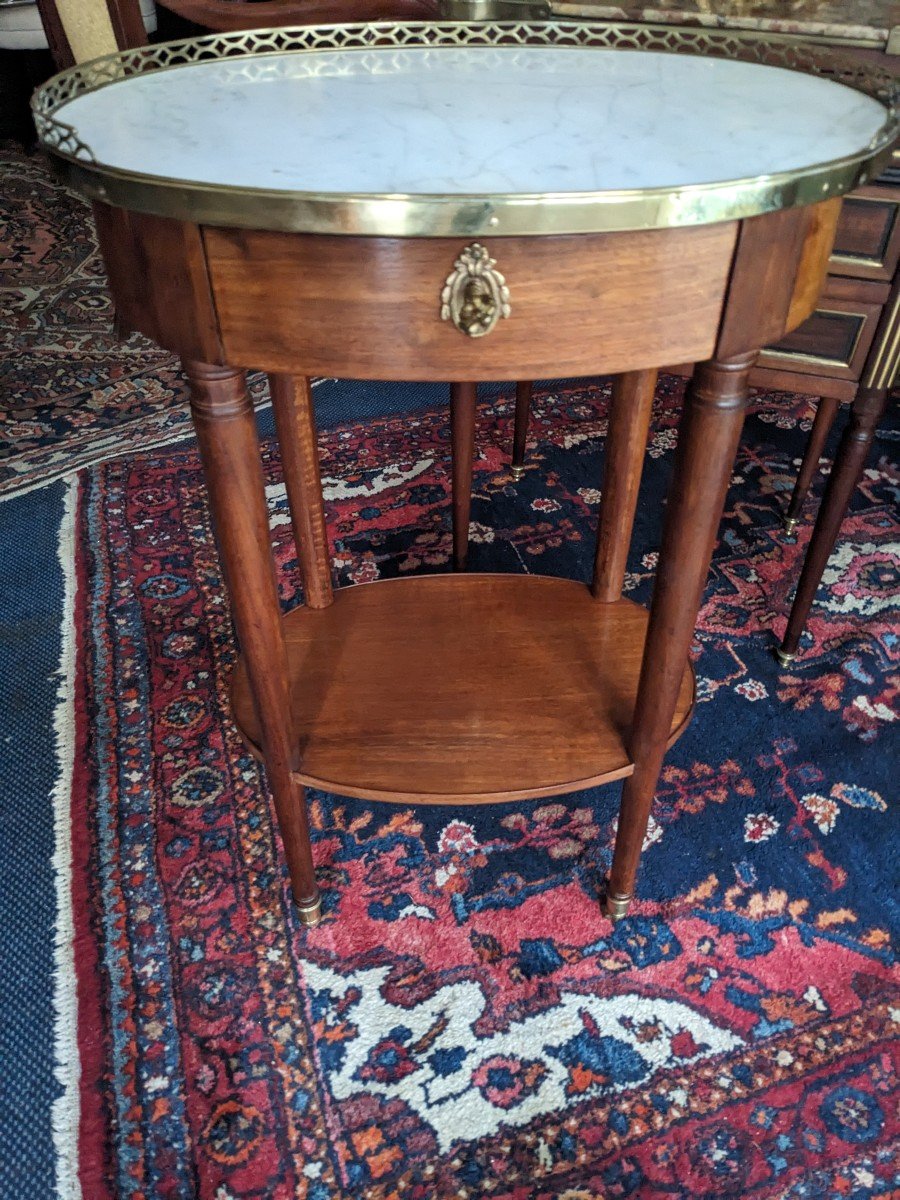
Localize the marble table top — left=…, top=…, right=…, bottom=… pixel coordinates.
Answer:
left=52, top=45, right=886, bottom=196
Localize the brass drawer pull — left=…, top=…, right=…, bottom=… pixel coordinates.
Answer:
left=441, top=243, right=511, bottom=337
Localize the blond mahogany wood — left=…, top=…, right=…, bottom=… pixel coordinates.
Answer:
left=670, top=360, right=859, bottom=402
left=92, top=204, right=222, bottom=362
left=90, top=203, right=844, bottom=381
left=608, top=352, right=754, bottom=908
left=450, top=382, right=477, bottom=570
left=84, top=198, right=851, bottom=920
left=716, top=200, right=841, bottom=359
left=202, top=225, right=738, bottom=381
left=230, top=575, right=695, bottom=804
left=186, top=362, right=320, bottom=913
left=269, top=374, right=334, bottom=610
left=592, top=369, right=656, bottom=603
left=786, top=198, right=845, bottom=332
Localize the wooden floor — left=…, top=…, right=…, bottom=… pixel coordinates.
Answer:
left=231, top=574, right=695, bottom=804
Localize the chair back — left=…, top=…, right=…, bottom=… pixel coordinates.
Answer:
left=36, top=0, right=148, bottom=67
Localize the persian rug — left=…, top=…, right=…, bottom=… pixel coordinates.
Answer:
left=64, top=376, right=898, bottom=1198
left=0, top=145, right=452, bottom=499
left=0, top=145, right=200, bottom=496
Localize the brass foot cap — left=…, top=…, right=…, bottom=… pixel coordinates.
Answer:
left=783, top=516, right=799, bottom=536
left=510, top=464, right=526, bottom=481
left=295, top=893, right=323, bottom=927
left=605, top=893, right=632, bottom=923
left=774, top=647, right=797, bottom=667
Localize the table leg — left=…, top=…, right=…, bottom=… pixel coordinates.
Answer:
left=451, top=381, right=477, bottom=570
left=269, top=374, right=333, bottom=610
left=510, top=380, right=532, bottom=481
left=783, top=395, right=840, bottom=536
left=186, top=362, right=321, bottom=926
left=592, top=369, right=657, bottom=602
left=776, top=383, right=889, bottom=664
left=606, top=352, right=754, bottom=920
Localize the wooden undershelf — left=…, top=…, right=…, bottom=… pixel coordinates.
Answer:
left=232, top=574, right=694, bottom=804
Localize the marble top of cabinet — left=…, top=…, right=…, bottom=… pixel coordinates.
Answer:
left=543, top=2, right=900, bottom=48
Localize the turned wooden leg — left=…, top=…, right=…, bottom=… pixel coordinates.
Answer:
left=592, top=369, right=657, bottom=602
left=783, top=394, right=840, bottom=535
left=777, top=384, right=890, bottom=664
left=606, top=353, right=754, bottom=920
left=451, top=381, right=477, bottom=570
left=511, top=380, right=532, bottom=481
left=269, top=374, right=333, bottom=610
left=186, top=362, right=321, bottom=926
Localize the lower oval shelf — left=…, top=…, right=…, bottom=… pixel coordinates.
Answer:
left=231, top=573, right=695, bottom=804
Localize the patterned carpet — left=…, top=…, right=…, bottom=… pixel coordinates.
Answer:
left=0, top=146, right=201, bottom=495
left=2, top=144, right=898, bottom=1198
left=68, top=379, right=898, bottom=1198
left=0, top=145, right=450, bottom=494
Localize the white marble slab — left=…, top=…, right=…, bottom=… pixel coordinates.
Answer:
left=55, top=46, right=887, bottom=195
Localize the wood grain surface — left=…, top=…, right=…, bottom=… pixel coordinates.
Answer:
left=231, top=575, right=695, bottom=804
left=203, top=225, right=738, bottom=380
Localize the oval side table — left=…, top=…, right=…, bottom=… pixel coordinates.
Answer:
left=33, top=21, right=898, bottom=926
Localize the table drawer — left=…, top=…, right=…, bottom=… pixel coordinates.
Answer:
left=759, top=278, right=886, bottom=381
left=830, top=186, right=900, bottom=282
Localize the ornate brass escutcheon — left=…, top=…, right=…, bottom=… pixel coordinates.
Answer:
left=441, top=243, right=511, bottom=338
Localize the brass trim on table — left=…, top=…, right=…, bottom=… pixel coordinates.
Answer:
left=33, top=20, right=900, bottom=238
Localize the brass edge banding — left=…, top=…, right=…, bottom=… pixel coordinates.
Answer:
left=33, top=20, right=899, bottom=238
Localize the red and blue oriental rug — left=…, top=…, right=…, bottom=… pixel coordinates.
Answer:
left=63, top=379, right=898, bottom=1198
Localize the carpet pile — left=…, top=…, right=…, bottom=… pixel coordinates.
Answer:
left=65, top=378, right=898, bottom=1198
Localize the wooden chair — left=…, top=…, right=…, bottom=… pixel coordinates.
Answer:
left=35, top=0, right=147, bottom=66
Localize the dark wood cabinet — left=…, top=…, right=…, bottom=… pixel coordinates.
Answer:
left=758, top=152, right=900, bottom=399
